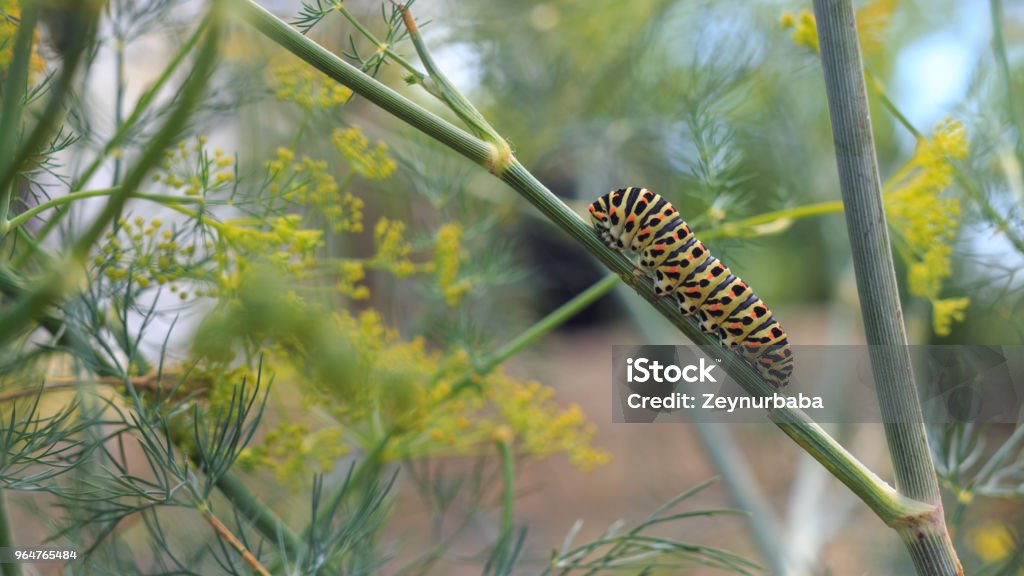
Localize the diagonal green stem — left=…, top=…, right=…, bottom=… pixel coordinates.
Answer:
left=73, top=20, right=209, bottom=193
left=473, top=273, right=619, bottom=381
left=209, top=466, right=303, bottom=559
left=702, top=200, right=845, bottom=241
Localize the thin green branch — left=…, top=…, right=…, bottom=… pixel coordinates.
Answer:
left=233, top=0, right=934, bottom=528
left=5, top=188, right=204, bottom=232
left=113, top=27, right=127, bottom=185
left=396, top=5, right=509, bottom=158
left=974, top=424, right=1024, bottom=489
left=866, top=68, right=922, bottom=139
left=496, top=438, right=515, bottom=550
left=703, top=200, right=845, bottom=241
left=812, top=1, right=961, bottom=573
left=0, top=6, right=94, bottom=210
left=74, top=20, right=209, bottom=192
left=990, top=0, right=1024, bottom=166
left=0, top=1, right=39, bottom=228
left=208, top=468, right=303, bottom=560
left=473, top=273, right=619, bottom=381
left=335, top=4, right=430, bottom=88
left=0, top=492, right=20, bottom=576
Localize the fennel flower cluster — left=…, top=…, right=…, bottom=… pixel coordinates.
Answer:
left=271, top=60, right=353, bottom=111
left=781, top=0, right=896, bottom=56
left=885, top=118, right=970, bottom=335
left=333, top=126, right=398, bottom=181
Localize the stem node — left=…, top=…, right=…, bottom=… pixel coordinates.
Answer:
left=485, top=141, right=514, bottom=176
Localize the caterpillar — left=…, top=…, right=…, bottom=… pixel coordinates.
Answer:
left=589, top=187, right=794, bottom=388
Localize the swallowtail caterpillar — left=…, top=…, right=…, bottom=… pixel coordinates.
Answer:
left=589, top=187, right=794, bottom=387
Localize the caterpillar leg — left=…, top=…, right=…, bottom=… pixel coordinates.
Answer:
left=736, top=319, right=793, bottom=388
left=753, top=343, right=794, bottom=388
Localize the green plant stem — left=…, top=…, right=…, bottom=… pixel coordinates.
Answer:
left=812, top=1, right=961, bottom=573
left=975, top=423, right=1024, bottom=489
left=236, top=0, right=933, bottom=529
left=210, top=469, right=303, bottom=560
left=397, top=6, right=507, bottom=153
left=113, top=32, right=127, bottom=185
left=496, top=439, right=515, bottom=549
left=0, top=491, right=20, bottom=576
left=472, top=273, right=619, bottom=381
left=5, top=188, right=204, bottom=232
left=702, top=200, right=845, bottom=241
left=990, top=0, right=1023, bottom=165
left=0, top=1, right=39, bottom=228
left=734, top=200, right=844, bottom=227
left=985, top=0, right=1024, bottom=257
left=866, top=68, right=922, bottom=139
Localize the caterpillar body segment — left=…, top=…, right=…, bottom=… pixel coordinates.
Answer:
left=588, top=187, right=793, bottom=388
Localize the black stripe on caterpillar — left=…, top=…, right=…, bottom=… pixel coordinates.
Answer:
left=589, top=187, right=794, bottom=388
